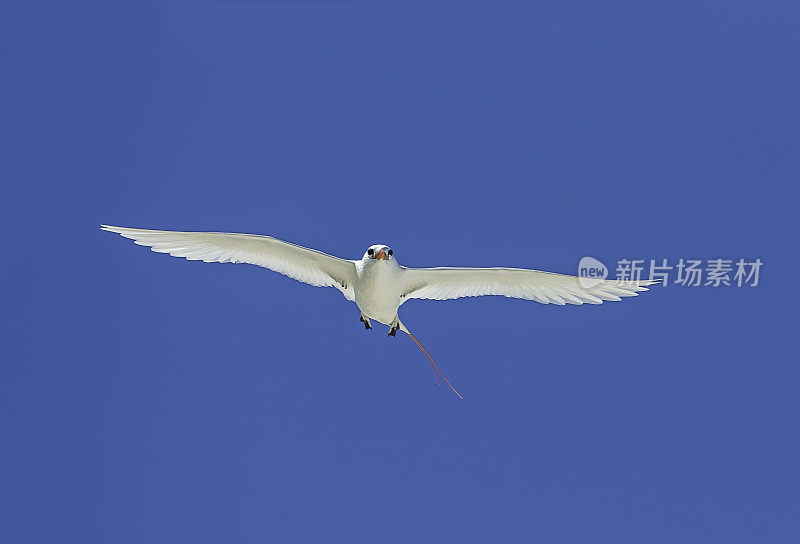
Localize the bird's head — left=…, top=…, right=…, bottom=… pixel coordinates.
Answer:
left=363, top=244, right=393, bottom=261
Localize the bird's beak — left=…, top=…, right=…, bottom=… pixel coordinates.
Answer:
left=374, top=249, right=388, bottom=260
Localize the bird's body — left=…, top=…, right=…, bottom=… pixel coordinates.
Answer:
left=354, top=256, right=404, bottom=326
left=102, top=225, right=657, bottom=397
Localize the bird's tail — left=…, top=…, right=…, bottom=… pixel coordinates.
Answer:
left=398, top=321, right=463, bottom=399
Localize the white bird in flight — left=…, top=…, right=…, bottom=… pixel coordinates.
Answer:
left=102, top=225, right=656, bottom=398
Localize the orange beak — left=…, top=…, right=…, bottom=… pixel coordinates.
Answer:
left=374, top=248, right=388, bottom=260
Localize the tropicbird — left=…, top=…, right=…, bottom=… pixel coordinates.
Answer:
left=102, top=225, right=656, bottom=397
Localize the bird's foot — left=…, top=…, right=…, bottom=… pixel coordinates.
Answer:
left=359, top=315, right=372, bottom=330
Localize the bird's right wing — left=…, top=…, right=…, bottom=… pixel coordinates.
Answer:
left=401, top=266, right=656, bottom=305
left=101, top=225, right=357, bottom=300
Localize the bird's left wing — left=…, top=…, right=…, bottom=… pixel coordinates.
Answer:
left=401, top=266, right=656, bottom=305
left=101, top=225, right=357, bottom=300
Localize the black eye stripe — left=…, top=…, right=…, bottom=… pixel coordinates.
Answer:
left=388, top=249, right=393, bottom=256
left=367, top=248, right=374, bottom=255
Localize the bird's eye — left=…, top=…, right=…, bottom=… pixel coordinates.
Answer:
left=388, top=249, right=393, bottom=256
left=367, top=249, right=374, bottom=256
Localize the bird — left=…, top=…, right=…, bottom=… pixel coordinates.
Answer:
left=101, top=225, right=656, bottom=398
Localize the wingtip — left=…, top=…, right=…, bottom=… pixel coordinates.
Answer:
left=100, top=224, right=127, bottom=233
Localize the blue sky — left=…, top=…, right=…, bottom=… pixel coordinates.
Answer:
left=2, top=2, right=798, bottom=542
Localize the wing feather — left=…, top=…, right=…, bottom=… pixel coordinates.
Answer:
left=102, top=225, right=357, bottom=300
left=401, top=266, right=655, bottom=306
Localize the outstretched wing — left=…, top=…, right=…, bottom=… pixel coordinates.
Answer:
left=101, top=225, right=357, bottom=300
left=401, top=266, right=656, bottom=306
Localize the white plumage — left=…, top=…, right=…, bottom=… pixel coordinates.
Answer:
left=102, top=225, right=656, bottom=397
left=102, top=225, right=357, bottom=300
left=402, top=267, right=648, bottom=305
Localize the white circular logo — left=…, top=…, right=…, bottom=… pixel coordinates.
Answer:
left=578, top=256, right=608, bottom=288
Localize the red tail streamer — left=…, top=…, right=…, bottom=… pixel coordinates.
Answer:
left=405, top=330, right=463, bottom=399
